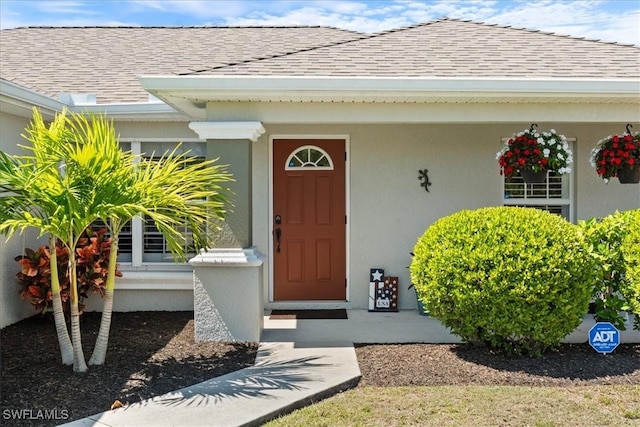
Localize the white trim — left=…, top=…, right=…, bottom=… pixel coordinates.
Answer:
left=115, top=268, right=193, bottom=290
left=189, top=121, right=266, bottom=142
left=189, top=247, right=265, bottom=267
left=140, top=75, right=640, bottom=108
left=268, top=134, right=351, bottom=304
left=140, top=75, right=640, bottom=121
left=119, top=137, right=205, bottom=143
left=1, top=79, right=65, bottom=119
left=140, top=75, right=640, bottom=96
left=1, top=78, right=187, bottom=121
left=76, top=103, right=184, bottom=120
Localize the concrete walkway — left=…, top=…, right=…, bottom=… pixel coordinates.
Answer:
left=60, top=309, right=639, bottom=426
left=62, top=342, right=359, bottom=427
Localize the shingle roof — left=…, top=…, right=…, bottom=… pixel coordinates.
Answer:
left=0, top=26, right=364, bottom=103
left=194, top=19, right=640, bottom=79
left=1, top=19, right=638, bottom=105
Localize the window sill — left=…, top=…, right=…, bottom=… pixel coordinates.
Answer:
left=116, top=266, right=193, bottom=290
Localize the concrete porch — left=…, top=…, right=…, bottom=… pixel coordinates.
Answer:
left=262, top=309, right=640, bottom=345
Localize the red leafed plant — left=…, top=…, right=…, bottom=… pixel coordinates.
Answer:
left=15, top=228, right=121, bottom=314
left=16, top=243, right=69, bottom=313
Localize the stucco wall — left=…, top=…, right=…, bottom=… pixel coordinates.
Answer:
left=0, top=112, right=45, bottom=327
left=257, top=122, right=640, bottom=310
left=3, top=114, right=638, bottom=325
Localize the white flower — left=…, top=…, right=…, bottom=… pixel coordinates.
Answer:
left=550, top=129, right=557, bottom=134
left=537, top=137, right=544, bottom=144
left=557, top=153, right=564, bottom=160
left=543, top=148, right=551, bottom=157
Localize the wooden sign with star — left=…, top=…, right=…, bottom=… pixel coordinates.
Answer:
left=368, top=269, right=399, bottom=312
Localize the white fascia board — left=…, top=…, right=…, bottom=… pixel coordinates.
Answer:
left=73, top=102, right=186, bottom=121
left=139, top=75, right=640, bottom=102
left=0, top=79, right=66, bottom=118
left=1, top=79, right=184, bottom=121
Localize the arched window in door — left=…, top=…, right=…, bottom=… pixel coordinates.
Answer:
left=285, top=145, right=334, bottom=170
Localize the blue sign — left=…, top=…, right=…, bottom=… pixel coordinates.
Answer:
left=588, top=322, right=620, bottom=354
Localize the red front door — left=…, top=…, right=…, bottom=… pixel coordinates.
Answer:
left=273, top=139, right=346, bottom=300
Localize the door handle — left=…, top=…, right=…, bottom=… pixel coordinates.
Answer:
left=274, top=228, right=282, bottom=253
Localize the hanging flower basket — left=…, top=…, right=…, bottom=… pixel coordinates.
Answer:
left=497, top=124, right=572, bottom=183
left=591, top=124, right=640, bottom=184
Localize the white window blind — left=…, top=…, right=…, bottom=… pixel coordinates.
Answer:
left=501, top=140, right=574, bottom=222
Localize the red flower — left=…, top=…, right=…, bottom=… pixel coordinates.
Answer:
left=499, top=127, right=572, bottom=180
left=592, top=131, right=640, bottom=180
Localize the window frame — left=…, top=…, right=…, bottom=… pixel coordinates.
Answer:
left=118, top=138, right=205, bottom=267
left=285, top=145, right=334, bottom=170
left=500, top=137, right=576, bottom=223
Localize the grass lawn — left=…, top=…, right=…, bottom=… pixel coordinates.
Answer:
left=266, top=385, right=640, bottom=427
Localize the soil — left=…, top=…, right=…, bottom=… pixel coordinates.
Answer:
left=2, top=311, right=639, bottom=426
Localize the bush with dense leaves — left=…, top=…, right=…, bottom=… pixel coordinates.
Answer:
left=622, top=210, right=640, bottom=329
left=15, top=228, right=121, bottom=314
left=410, top=207, right=596, bottom=355
left=580, top=209, right=640, bottom=330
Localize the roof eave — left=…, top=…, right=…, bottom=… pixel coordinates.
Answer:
left=73, top=102, right=188, bottom=121
left=138, top=75, right=640, bottom=119
left=1, top=79, right=188, bottom=121
left=0, top=79, right=66, bottom=119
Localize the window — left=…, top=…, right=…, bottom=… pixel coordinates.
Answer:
left=501, top=139, right=574, bottom=221
left=140, top=143, right=204, bottom=263
left=96, top=140, right=206, bottom=265
left=285, top=145, right=333, bottom=170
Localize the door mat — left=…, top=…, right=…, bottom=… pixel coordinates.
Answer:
left=269, top=309, right=348, bottom=320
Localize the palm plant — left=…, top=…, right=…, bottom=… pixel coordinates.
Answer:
left=2, top=107, right=232, bottom=371
left=82, top=128, right=232, bottom=365
left=8, top=108, right=131, bottom=372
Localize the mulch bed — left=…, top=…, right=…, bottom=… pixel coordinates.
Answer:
left=1, top=311, right=257, bottom=427
left=355, top=343, right=640, bottom=387
left=1, top=311, right=639, bottom=426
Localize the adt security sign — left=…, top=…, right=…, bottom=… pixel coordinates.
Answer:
left=589, top=322, right=620, bottom=354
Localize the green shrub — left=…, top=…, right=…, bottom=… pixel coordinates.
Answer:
left=622, top=210, right=640, bottom=329
left=580, top=209, right=640, bottom=330
left=410, top=207, right=596, bottom=356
